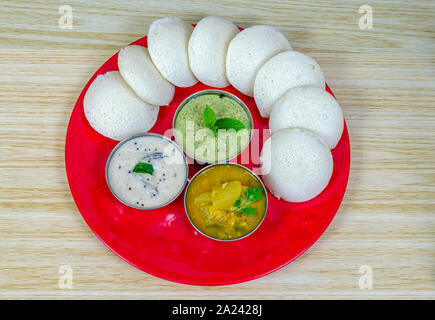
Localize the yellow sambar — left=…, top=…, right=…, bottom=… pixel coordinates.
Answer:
left=185, top=163, right=267, bottom=241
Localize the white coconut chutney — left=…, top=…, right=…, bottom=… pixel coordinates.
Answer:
left=107, top=134, right=188, bottom=209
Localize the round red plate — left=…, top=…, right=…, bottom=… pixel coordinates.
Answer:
left=65, top=35, right=350, bottom=286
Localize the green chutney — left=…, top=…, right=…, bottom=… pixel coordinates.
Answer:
left=174, top=92, right=252, bottom=163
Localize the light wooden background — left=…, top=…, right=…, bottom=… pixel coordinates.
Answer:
left=0, top=0, right=434, bottom=299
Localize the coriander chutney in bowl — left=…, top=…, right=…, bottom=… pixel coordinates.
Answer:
left=173, top=90, right=253, bottom=163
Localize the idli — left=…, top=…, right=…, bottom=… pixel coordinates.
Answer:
left=226, top=25, right=291, bottom=96
left=254, top=51, right=325, bottom=117
left=188, top=16, right=239, bottom=88
left=148, top=17, right=198, bottom=87
left=269, top=86, right=344, bottom=149
left=261, top=128, right=333, bottom=203
left=84, top=71, right=159, bottom=141
left=118, top=45, right=175, bottom=106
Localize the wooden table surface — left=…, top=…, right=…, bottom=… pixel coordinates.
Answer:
left=0, top=0, right=434, bottom=299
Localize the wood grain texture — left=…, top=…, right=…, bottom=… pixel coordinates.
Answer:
left=0, top=0, right=434, bottom=299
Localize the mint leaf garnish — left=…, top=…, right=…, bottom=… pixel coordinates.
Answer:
left=202, top=106, right=247, bottom=137
left=215, top=118, right=246, bottom=132
left=203, top=106, right=216, bottom=129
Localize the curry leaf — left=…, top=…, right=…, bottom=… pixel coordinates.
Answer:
left=132, top=162, right=154, bottom=175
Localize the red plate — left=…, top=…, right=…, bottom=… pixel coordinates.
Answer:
left=65, top=35, right=350, bottom=286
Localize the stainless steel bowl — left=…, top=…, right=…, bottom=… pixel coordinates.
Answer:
left=184, top=163, right=268, bottom=241
left=105, top=132, right=189, bottom=210
left=172, top=89, right=253, bottom=164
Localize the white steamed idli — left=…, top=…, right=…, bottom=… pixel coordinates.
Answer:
left=254, top=50, right=325, bottom=117
left=226, top=25, right=291, bottom=96
left=269, top=86, right=344, bottom=149
left=188, top=16, right=239, bottom=88
left=84, top=71, right=159, bottom=141
left=261, top=128, right=333, bottom=203
left=118, top=45, right=175, bottom=106
left=148, top=17, right=198, bottom=87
